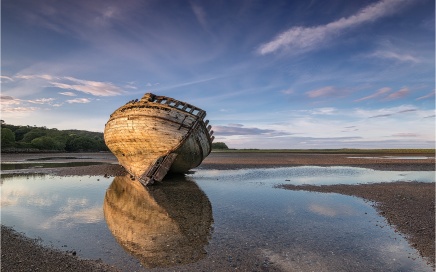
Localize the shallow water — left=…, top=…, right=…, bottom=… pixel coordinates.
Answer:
left=1, top=161, right=108, bottom=170
left=195, top=166, right=435, bottom=185
left=348, top=156, right=433, bottom=160
left=1, top=166, right=434, bottom=271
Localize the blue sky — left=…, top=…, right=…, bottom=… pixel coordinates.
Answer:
left=1, top=0, right=435, bottom=149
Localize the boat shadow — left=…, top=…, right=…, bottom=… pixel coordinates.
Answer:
left=103, top=174, right=213, bottom=268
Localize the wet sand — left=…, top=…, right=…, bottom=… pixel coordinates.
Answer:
left=1, top=225, right=119, bottom=272
left=1, top=151, right=435, bottom=270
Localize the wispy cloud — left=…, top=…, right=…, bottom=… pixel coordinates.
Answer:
left=12, top=74, right=125, bottom=97
left=341, top=125, right=359, bottom=132
left=362, top=105, right=424, bottom=119
left=190, top=2, right=208, bottom=31
left=16, top=74, right=55, bottom=81
left=310, top=107, right=337, bottom=115
left=369, top=113, right=392, bottom=118
left=391, top=133, right=419, bottom=137
left=1, top=107, right=38, bottom=113
left=366, top=50, right=420, bottom=63
left=66, top=98, right=91, bottom=104
left=257, top=0, right=414, bottom=55
left=354, top=87, right=391, bottom=102
left=59, top=92, right=77, bottom=96
left=281, top=88, right=294, bottom=95
left=214, top=124, right=289, bottom=136
left=0, top=76, right=14, bottom=82
left=384, top=87, right=409, bottom=100
left=159, top=76, right=222, bottom=91
left=51, top=77, right=125, bottom=96
left=397, top=109, right=416, bottom=114
left=0, top=96, right=34, bottom=114
left=18, top=1, right=134, bottom=38
left=416, top=91, right=435, bottom=101
left=0, top=96, right=21, bottom=105
left=306, top=86, right=344, bottom=98
left=28, top=98, right=55, bottom=104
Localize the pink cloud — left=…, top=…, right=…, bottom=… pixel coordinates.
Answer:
left=384, top=87, right=409, bottom=100
left=354, top=87, right=391, bottom=102
left=306, top=86, right=344, bottom=98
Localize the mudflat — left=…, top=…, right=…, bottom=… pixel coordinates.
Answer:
left=1, top=151, right=435, bottom=270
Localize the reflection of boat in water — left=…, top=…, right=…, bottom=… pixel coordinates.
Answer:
left=104, top=93, right=214, bottom=186
left=103, top=175, right=213, bottom=268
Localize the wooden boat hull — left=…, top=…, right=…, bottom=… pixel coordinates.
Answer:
left=104, top=93, right=214, bottom=185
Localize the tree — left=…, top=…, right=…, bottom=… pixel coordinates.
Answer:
left=14, top=127, right=33, bottom=141
left=1, top=122, right=109, bottom=152
left=1, top=128, right=15, bottom=148
left=212, top=142, right=229, bottom=150
left=66, top=136, right=99, bottom=151
left=22, top=129, right=46, bottom=142
left=31, top=136, right=59, bottom=150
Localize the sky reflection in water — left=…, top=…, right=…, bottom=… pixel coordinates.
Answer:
left=193, top=166, right=435, bottom=185
left=1, top=166, right=434, bottom=271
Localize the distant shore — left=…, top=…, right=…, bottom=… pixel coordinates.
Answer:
left=1, top=151, right=434, bottom=271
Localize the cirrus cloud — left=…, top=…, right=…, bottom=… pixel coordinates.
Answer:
left=10, top=74, right=125, bottom=97
left=416, top=91, right=435, bottom=101
left=66, top=98, right=91, bottom=104
left=257, top=0, right=414, bottom=55
left=306, top=86, right=345, bottom=98
left=367, top=50, right=420, bottom=63
left=59, top=91, right=77, bottom=96
left=354, top=87, right=391, bottom=102
left=213, top=124, right=289, bottom=136
left=51, top=76, right=125, bottom=96
left=384, top=87, right=409, bottom=100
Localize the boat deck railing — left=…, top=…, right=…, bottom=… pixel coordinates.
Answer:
left=149, top=95, right=215, bottom=143
left=150, top=95, right=206, bottom=120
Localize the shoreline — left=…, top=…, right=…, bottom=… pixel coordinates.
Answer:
left=1, top=152, right=435, bottom=270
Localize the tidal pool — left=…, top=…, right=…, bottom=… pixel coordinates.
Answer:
left=1, top=166, right=434, bottom=271
left=347, top=156, right=433, bottom=160
left=1, top=161, right=108, bottom=171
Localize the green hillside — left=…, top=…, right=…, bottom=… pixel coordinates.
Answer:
left=1, top=121, right=108, bottom=152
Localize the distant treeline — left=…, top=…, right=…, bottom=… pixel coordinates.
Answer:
left=1, top=121, right=229, bottom=153
left=211, top=142, right=229, bottom=150
left=1, top=121, right=108, bottom=152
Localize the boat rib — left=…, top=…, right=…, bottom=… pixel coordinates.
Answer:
left=104, top=93, right=214, bottom=186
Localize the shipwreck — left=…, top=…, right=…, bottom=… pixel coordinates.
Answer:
left=104, top=93, right=214, bottom=186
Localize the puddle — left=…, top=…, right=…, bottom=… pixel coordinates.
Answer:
left=348, top=156, right=433, bottom=160
left=192, top=166, right=435, bottom=185
left=1, top=166, right=434, bottom=271
left=26, top=157, right=82, bottom=161
left=1, top=162, right=109, bottom=171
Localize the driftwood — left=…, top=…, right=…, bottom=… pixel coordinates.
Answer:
left=104, top=93, right=214, bottom=185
